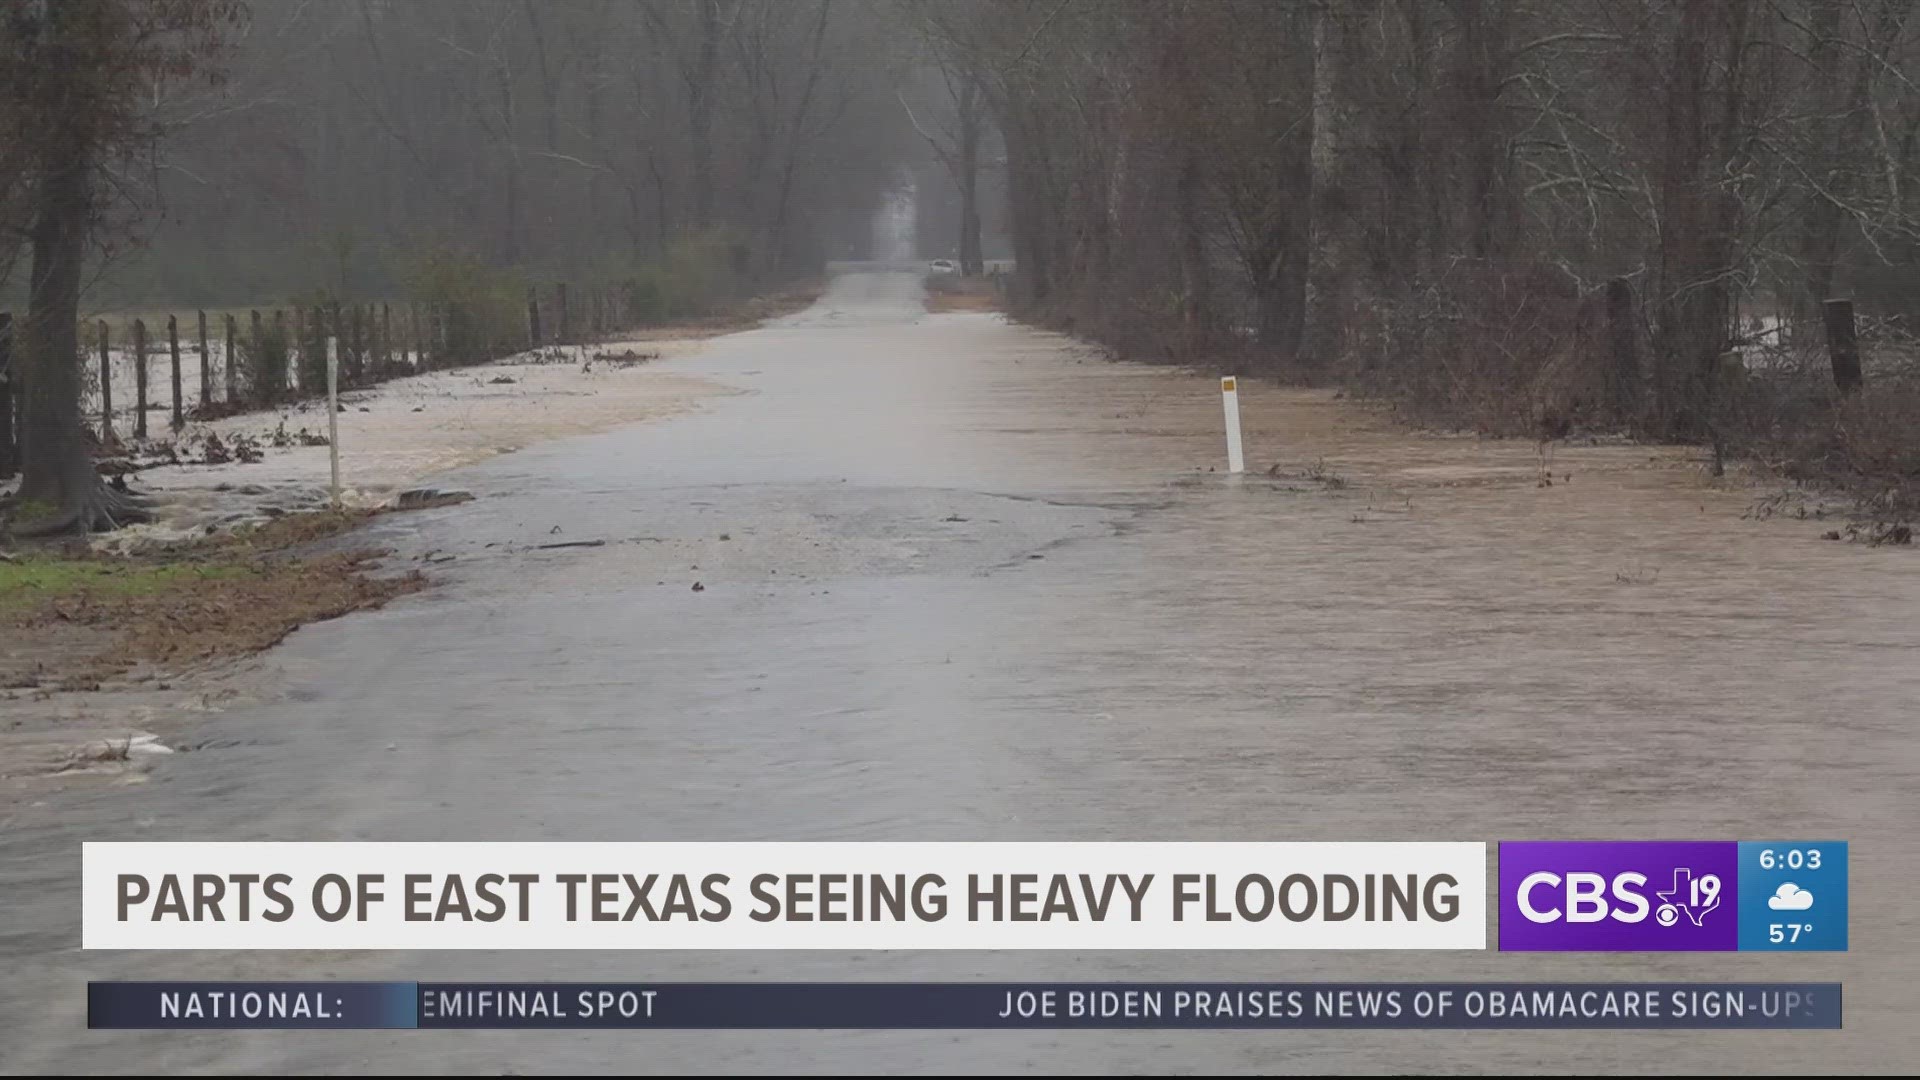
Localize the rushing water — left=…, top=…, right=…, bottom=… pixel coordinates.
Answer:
left=2, top=272, right=1915, bottom=1073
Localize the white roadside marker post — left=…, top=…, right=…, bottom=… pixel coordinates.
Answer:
left=327, top=337, right=341, bottom=509
left=1221, top=375, right=1245, bottom=474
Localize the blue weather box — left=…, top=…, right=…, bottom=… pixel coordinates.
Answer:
left=1737, top=842, right=1847, bottom=952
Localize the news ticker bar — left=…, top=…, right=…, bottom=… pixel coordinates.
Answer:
left=83, top=840, right=1848, bottom=952
left=87, top=982, right=1841, bottom=1030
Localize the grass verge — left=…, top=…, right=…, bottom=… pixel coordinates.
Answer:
left=1, top=509, right=423, bottom=691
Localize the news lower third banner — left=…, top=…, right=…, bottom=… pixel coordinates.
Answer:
left=87, top=982, right=1841, bottom=1030
left=81, top=839, right=1847, bottom=951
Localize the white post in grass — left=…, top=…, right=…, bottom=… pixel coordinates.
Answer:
left=1220, top=375, right=1245, bottom=474
left=327, top=337, right=341, bottom=508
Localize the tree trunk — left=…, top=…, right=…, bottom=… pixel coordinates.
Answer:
left=1303, top=1, right=1358, bottom=373
left=1305, top=5, right=1336, bottom=368
left=957, top=80, right=984, bottom=276
left=1651, top=0, right=1743, bottom=440
left=523, top=0, right=560, bottom=151
left=500, top=67, right=523, bottom=265
left=1796, top=1, right=1905, bottom=319
left=958, top=176, right=983, bottom=277
left=0, top=314, right=14, bottom=481
left=1175, top=152, right=1212, bottom=354
left=1456, top=0, right=1512, bottom=262
left=1793, top=0, right=1849, bottom=323
left=1249, top=3, right=1315, bottom=367
left=999, top=107, right=1054, bottom=303
left=12, top=154, right=148, bottom=533
left=689, top=0, right=721, bottom=234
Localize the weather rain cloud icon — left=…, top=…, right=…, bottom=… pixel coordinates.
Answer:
left=1767, top=883, right=1815, bottom=911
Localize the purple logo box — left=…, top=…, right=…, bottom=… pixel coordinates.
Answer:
left=1499, top=842, right=1739, bottom=951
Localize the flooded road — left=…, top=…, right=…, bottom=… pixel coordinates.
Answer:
left=4, top=270, right=1917, bottom=1073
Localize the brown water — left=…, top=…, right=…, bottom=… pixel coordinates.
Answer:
left=2, top=271, right=1915, bottom=1073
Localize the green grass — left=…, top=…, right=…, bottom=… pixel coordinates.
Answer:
left=0, top=556, right=255, bottom=610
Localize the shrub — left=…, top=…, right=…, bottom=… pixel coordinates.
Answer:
left=623, top=270, right=671, bottom=325
left=403, top=250, right=528, bottom=368
left=658, top=231, right=747, bottom=319
left=242, top=313, right=289, bottom=405
left=296, top=299, right=329, bottom=396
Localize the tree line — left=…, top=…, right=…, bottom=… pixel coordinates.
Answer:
left=4, top=0, right=916, bottom=303
left=8, top=1, right=1920, bottom=533
left=921, top=0, right=1920, bottom=498
left=1, top=0, right=921, bottom=533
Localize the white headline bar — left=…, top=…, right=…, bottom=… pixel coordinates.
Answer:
left=83, top=841, right=1486, bottom=950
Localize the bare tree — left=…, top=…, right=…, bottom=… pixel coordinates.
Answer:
left=2, top=0, right=245, bottom=535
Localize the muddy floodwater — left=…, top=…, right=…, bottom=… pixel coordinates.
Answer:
left=2, top=271, right=1916, bottom=1073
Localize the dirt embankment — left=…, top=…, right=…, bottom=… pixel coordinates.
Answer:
left=0, top=508, right=430, bottom=787
left=3, top=511, right=415, bottom=682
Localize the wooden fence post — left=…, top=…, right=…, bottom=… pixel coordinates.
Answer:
left=197, top=310, right=211, bottom=409
left=132, top=318, right=149, bottom=440
left=365, top=304, right=379, bottom=379
left=248, top=310, right=263, bottom=405
left=273, top=310, right=289, bottom=398
left=528, top=287, right=542, bottom=347
left=410, top=304, right=423, bottom=370
left=314, top=305, right=330, bottom=384
left=224, top=314, right=237, bottom=403
left=445, top=303, right=463, bottom=366
left=292, top=305, right=308, bottom=394
left=1823, top=298, right=1862, bottom=393
left=557, top=282, right=570, bottom=345
left=168, top=314, right=184, bottom=431
left=381, top=303, right=393, bottom=377
left=312, top=306, right=329, bottom=393
left=99, top=322, right=115, bottom=443
left=345, top=305, right=358, bottom=383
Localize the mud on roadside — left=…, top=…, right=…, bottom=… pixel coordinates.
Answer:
left=923, top=274, right=1000, bottom=313
left=599, top=278, right=828, bottom=340
left=0, top=510, right=425, bottom=800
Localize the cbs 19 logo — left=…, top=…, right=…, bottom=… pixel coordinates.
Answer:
left=1515, top=869, right=1722, bottom=926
